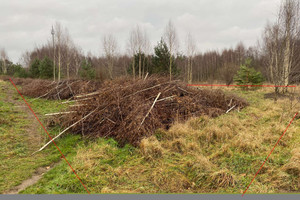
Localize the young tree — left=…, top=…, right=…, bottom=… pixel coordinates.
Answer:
left=39, top=56, right=53, bottom=79
left=63, top=28, right=75, bottom=79
left=127, top=25, right=151, bottom=79
left=151, top=38, right=177, bottom=75
left=103, top=34, right=118, bottom=79
left=0, top=48, right=8, bottom=74
left=29, top=59, right=40, bottom=78
left=164, top=20, right=178, bottom=81
left=185, top=33, right=196, bottom=84
left=54, top=22, right=63, bottom=82
left=234, top=59, right=264, bottom=90
left=128, top=29, right=138, bottom=79
left=262, top=0, right=300, bottom=93
left=280, top=0, right=300, bottom=92
left=79, top=59, right=95, bottom=80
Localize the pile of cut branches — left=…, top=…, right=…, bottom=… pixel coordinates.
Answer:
left=20, top=79, right=101, bottom=100
left=52, top=76, right=248, bottom=146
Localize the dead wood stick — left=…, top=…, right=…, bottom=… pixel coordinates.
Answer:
left=124, top=84, right=162, bottom=99
left=61, top=97, right=94, bottom=104
left=75, top=91, right=100, bottom=98
left=139, top=92, right=161, bottom=128
left=106, top=118, right=116, bottom=124
left=30, top=85, right=60, bottom=102
left=144, top=72, right=149, bottom=80
left=226, top=105, right=236, bottom=113
left=156, top=95, right=176, bottom=102
left=228, top=99, right=233, bottom=107
left=45, top=111, right=77, bottom=116
left=70, top=104, right=87, bottom=107
left=177, top=86, right=193, bottom=94
left=32, top=107, right=99, bottom=154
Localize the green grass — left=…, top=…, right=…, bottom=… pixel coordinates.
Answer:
left=1, top=80, right=299, bottom=194
left=0, top=80, right=82, bottom=193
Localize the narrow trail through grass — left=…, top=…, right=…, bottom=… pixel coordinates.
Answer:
left=0, top=80, right=82, bottom=194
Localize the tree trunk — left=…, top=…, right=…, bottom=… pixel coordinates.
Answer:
left=132, top=58, right=135, bottom=80
left=282, top=33, right=291, bottom=93
left=169, top=53, right=172, bottom=81
left=58, top=45, right=61, bottom=82
left=138, top=53, right=142, bottom=79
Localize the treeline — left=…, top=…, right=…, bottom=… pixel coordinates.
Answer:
left=1, top=0, right=299, bottom=92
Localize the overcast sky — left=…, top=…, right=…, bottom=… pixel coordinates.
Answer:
left=0, top=0, right=281, bottom=63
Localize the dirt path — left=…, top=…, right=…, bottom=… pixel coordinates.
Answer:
left=2, top=81, right=55, bottom=194
left=4, top=163, right=58, bottom=194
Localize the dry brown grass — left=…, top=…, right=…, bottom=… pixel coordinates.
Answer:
left=140, top=136, right=163, bottom=160
left=208, top=169, right=237, bottom=188
left=282, top=148, right=300, bottom=177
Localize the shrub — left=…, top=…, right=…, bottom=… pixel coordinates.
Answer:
left=29, top=59, right=40, bottom=78
left=79, top=60, right=95, bottom=80
left=39, top=56, right=53, bottom=79
left=234, top=60, right=264, bottom=90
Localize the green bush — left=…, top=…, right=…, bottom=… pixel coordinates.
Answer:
left=13, top=65, right=28, bottom=78
left=79, top=60, right=95, bottom=80
left=29, top=59, right=40, bottom=78
left=234, top=61, right=264, bottom=90
left=39, top=56, right=53, bottom=79
left=150, top=38, right=178, bottom=75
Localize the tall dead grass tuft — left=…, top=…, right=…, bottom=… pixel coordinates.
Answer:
left=282, top=148, right=300, bottom=176
left=140, top=136, right=163, bottom=160
left=150, top=167, right=191, bottom=192
left=232, top=132, right=263, bottom=153
left=208, top=169, right=236, bottom=188
left=198, top=125, right=233, bottom=145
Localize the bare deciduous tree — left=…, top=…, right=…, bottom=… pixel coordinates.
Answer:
left=128, top=29, right=138, bottom=79
left=127, top=25, right=151, bottom=79
left=0, top=48, right=8, bottom=74
left=262, top=0, right=300, bottom=94
left=164, top=20, right=178, bottom=81
left=54, top=21, right=63, bottom=82
left=103, top=34, right=118, bottom=79
left=280, top=0, right=300, bottom=92
left=185, top=33, right=196, bottom=84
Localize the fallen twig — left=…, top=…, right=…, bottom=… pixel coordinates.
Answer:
left=75, top=91, right=100, bottom=98
left=177, top=86, right=193, bottom=94
left=144, top=72, right=149, bottom=80
left=45, top=111, right=77, bottom=116
left=61, top=97, right=95, bottom=104
left=139, top=92, right=161, bottom=128
left=226, top=105, right=236, bottom=113
left=156, top=95, right=176, bottom=102
left=32, top=107, right=99, bottom=154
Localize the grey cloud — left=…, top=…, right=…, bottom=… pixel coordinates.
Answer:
left=0, top=0, right=281, bottom=63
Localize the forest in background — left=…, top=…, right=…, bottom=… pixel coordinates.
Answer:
left=1, top=0, right=300, bottom=91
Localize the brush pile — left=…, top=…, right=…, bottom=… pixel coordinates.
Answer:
left=19, top=79, right=102, bottom=100
left=57, top=76, right=248, bottom=146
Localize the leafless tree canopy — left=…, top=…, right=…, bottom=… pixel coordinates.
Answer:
left=1, top=48, right=8, bottom=74
left=185, top=33, right=196, bottom=84
left=164, top=20, right=178, bottom=81
left=103, top=34, right=118, bottom=79
left=261, top=0, right=300, bottom=93
left=3, top=0, right=300, bottom=87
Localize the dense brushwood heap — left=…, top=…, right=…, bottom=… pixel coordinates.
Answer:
left=58, top=77, right=248, bottom=146
left=18, top=79, right=102, bottom=100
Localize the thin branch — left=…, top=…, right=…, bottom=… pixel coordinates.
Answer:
left=226, top=105, right=236, bottom=113
left=139, top=92, right=161, bottom=128
left=32, top=107, right=99, bottom=154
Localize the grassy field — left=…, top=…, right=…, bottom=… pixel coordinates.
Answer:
left=1, top=79, right=299, bottom=194
left=0, top=80, right=82, bottom=193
